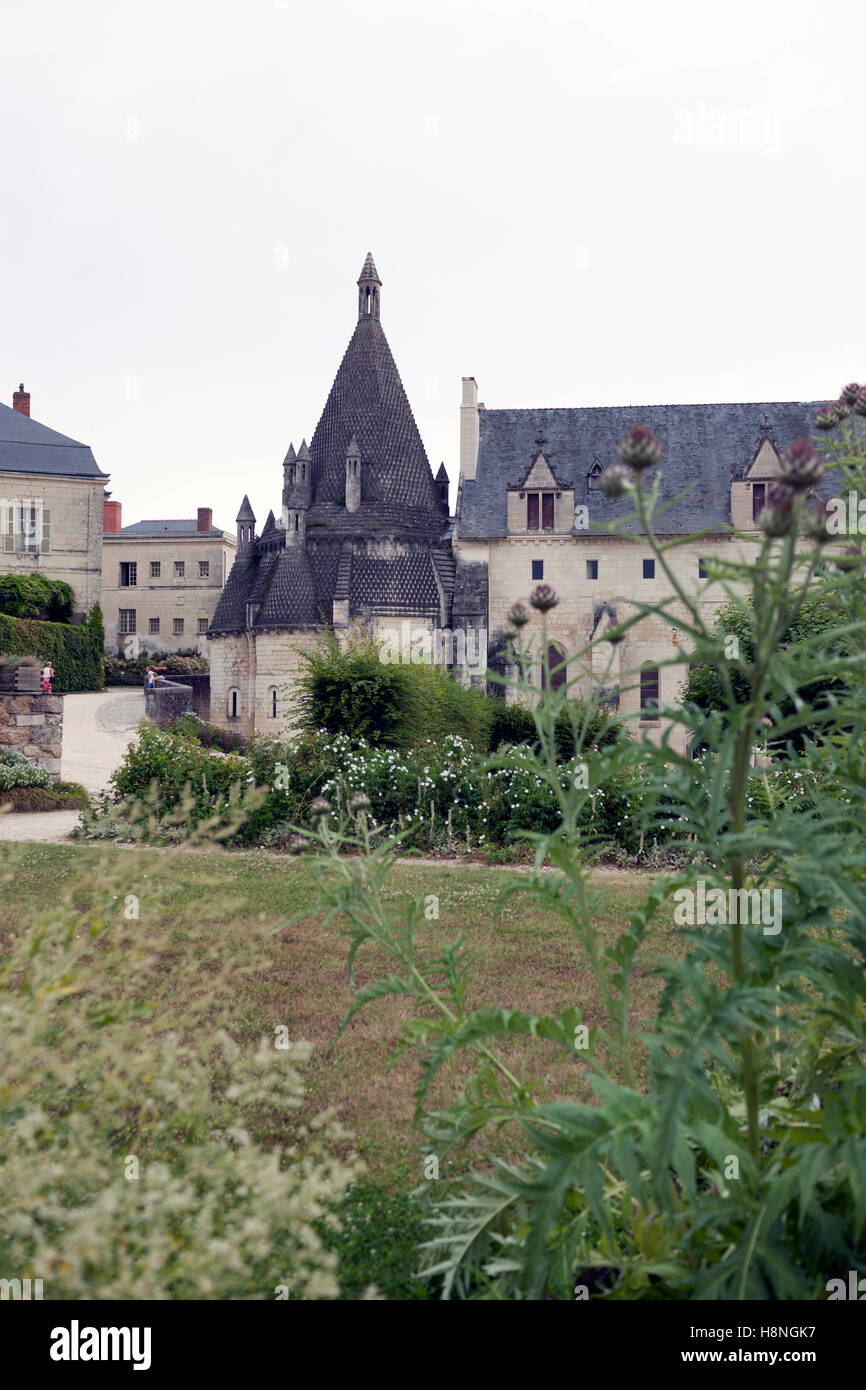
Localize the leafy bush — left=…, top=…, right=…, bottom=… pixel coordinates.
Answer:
left=107, top=722, right=252, bottom=828
left=296, top=633, right=492, bottom=753
left=0, top=573, right=74, bottom=622
left=0, top=612, right=103, bottom=691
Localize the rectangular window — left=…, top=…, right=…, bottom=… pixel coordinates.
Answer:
left=173, top=618, right=184, bottom=636
left=532, top=560, right=544, bottom=581
left=586, top=559, right=598, bottom=580
left=150, top=561, right=161, bottom=578
left=541, top=493, right=554, bottom=530
left=197, top=617, right=208, bottom=634
left=120, top=562, right=137, bottom=587
left=199, top=560, right=209, bottom=578
left=699, top=557, right=708, bottom=579
left=527, top=494, right=539, bottom=531
left=175, top=561, right=185, bottom=579
left=752, top=483, right=766, bottom=523
left=640, top=666, right=660, bottom=718
left=119, top=609, right=136, bottom=634
left=643, top=559, right=655, bottom=579
left=149, top=617, right=160, bottom=634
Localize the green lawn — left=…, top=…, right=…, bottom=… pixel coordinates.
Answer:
left=0, top=842, right=675, bottom=1188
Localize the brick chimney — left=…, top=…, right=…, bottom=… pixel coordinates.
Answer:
left=12, top=383, right=30, bottom=417
left=197, top=507, right=213, bottom=532
left=103, top=498, right=122, bottom=532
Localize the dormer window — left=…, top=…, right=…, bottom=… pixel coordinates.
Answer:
left=526, top=492, right=554, bottom=530
left=587, top=461, right=604, bottom=489
left=752, top=483, right=766, bottom=523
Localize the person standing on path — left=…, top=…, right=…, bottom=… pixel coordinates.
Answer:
left=41, top=661, right=54, bottom=694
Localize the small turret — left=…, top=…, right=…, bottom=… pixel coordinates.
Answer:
left=236, top=494, right=256, bottom=552
left=435, top=462, right=449, bottom=512
left=345, top=434, right=361, bottom=512
left=285, top=439, right=312, bottom=546
left=281, top=442, right=296, bottom=528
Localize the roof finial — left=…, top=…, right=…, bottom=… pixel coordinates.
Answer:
left=357, top=253, right=382, bottom=321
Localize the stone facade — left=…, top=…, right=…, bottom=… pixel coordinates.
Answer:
left=0, top=386, right=108, bottom=619
left=0, top=472, right=106, bottom=617
left=103, top=514, right=236, bottom=655
left=454, top=383, right=838, bottom=753
left=0, top=693, right=63, bottom=779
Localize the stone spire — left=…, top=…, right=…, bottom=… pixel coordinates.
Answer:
left=357, top=252, right=382, bottom=321
left=236, top=494, right=255, bottom=552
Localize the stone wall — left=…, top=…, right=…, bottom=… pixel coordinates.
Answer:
left=145, top=679, right=192, bottom=727
left=0, top=693, right=63, bottom=779
left=143, top=674, right=210, bottom=725
left=0, top=472, right=105, bottom=618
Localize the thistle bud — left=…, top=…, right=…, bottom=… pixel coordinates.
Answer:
left=814, top=406, right=839, bottom=431
left=616, top=424, right=662, bottom=471
left=759, top=481, right=795, bottom=537
left=802, top=501, right=831, bottom=544
left=855, top=388, right=866, bottom=418
left=779, top=438, right=824, bottom=491
left=288, top=835, right=310, bottom=855
left=349, top=791, right=371, bottom=813
left=599, top=463, right=630, bottom=498
left=835, top=398, right=852, bottom=420
left=840, top=382, right=862, bottom=404
left=309, top=795, right=332, bottom=823
left=508, top=602, right=531, bottom=627
left=529, top=583, right=558, bottom=611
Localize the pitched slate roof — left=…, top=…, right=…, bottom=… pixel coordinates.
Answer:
left=112, top=518, right=228, bottom=537
left=309, top=314, right=441, bottom=517
left=0, top=401, right=107, bottom=479
left=459, top=401, right=837, bottom=538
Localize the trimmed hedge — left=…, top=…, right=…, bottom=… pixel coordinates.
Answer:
left=0, top=612, right=103, bottom=692
left=105, top=652, right=210, bottom=686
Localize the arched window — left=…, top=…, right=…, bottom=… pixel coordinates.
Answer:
left=541, top=642, right=567, bottom=693
left=269, top=687, right=277, bottom=718
left=228, top=687, right=239, bottom=719
left=640, top=665, right=659, bottom=718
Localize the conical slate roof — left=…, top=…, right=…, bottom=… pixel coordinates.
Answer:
left=236, top=493, right=255, bottom=522
left=309, top=314, right=440, bottom=515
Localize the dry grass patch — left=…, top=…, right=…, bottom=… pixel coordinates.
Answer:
left=0, top=843, right=681, bottom=1187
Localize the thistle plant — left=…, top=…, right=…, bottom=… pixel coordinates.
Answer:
left=297, top=389, right=866, bottom=1299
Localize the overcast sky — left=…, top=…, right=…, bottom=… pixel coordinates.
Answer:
left=2, top=0, right=863, bottom=531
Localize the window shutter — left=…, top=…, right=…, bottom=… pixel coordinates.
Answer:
left=39, top=507, right=51, bottom=554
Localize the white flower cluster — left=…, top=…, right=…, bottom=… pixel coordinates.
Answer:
left=0, top=748, right=52, bottom=790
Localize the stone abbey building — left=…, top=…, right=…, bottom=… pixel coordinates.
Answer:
left=209, top=254, right=831, bottom=748
left=208, top=255, right=454, bottom=734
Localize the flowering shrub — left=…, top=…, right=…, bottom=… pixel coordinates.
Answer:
left=0, top=843, right=359, bottom=1298
left=0, top=748, right=52, bottom=791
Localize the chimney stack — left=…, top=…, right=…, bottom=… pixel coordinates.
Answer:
left=197, top=507, right=213, bottom=532
left=12, top=383, right=30, bottom=417
left=103, top=498, right=122, bottom=532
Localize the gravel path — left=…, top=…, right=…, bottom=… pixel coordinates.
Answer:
left=0, top=689, right=145, bottom=844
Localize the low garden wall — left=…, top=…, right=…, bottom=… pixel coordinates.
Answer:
left=145, top=679, right=194, bottom=727
left=0, top=692, right=64, bottom=779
